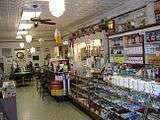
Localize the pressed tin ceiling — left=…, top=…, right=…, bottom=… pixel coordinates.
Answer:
left=0, top=0, right=133, bottom=41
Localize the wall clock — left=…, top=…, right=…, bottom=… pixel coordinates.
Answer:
left=16, top=52, right=24, bottom=59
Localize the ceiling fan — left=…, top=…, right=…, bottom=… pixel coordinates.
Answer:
left=30, top=5, right=56, bottom=28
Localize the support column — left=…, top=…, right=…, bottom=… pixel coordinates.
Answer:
left=146, top=1, right=156, bottom=24
left=101, top=30, right=109, bottom=64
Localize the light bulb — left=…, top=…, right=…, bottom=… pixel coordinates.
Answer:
left=20, top=42, right=24, bottom=48
left=25, top=35, right=32, bottom=43
left=49, top=0, right=65, bottom=17
left=30, top=47, right=35, bottom=53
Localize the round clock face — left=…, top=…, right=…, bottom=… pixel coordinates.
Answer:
left=16, top=52, right=24, bottom=59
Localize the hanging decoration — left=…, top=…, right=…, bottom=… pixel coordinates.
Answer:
left=19, top=42, right=24, bottom=48
left=25, top=34, right=32, bottom=43
left=49, top=0, right=65, bottom=17
left=68, top=22, right=105, bottom=42
left=54, top=28, right=62, bottom=45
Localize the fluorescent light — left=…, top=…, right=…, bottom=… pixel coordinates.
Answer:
left=16, top=35, right=22, bottom=39
left=19, top=23, right=33, bottom=30
left=21, top=11, right=42, bottom=21
left=17, top=31, right=28, bottom=35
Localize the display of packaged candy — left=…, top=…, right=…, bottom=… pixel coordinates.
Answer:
left=121, top=112, right=143, bottom=120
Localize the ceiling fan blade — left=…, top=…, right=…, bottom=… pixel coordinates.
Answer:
left=40, top=19, right=52, bottom=21
left=31, top=17, right=40, bottom=22
left=40, top=21, right=56, bottom=25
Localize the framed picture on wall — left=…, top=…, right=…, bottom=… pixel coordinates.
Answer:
left=32, top=55, right=39, bottom=61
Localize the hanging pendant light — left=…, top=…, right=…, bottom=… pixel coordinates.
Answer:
left=19, top=42, right=24, bottom=48
left=25, top=34, right=32, bottom=43
left=49, top=0, right=65, bottom=17
left=30, top=47, right=36, bottom=53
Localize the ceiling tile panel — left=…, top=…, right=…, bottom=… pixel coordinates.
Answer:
left=0, top=0, right=130, bottom=41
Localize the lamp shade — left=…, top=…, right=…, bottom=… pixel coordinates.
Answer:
left=25, top=35, right=32, bottom=43
left=19, top=42, right=24, bottom=48
left=30, top=47, right=35, bottom=53
left=49, top=0, right=65, bottom=17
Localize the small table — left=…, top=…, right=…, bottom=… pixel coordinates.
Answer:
left=14, top=71, right=32, bottom=86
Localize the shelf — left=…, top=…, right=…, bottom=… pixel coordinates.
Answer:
left=145, top=41, right=160, bottom=45
left=71, top=89, right=88, bottom=99
left=92, top=92, right=144, bottom=116
left=71, top=83, right=88, bottom=91
left=71, top=89, right=77, bottom=93
left=124, top=62, right=144, bottom=65
left=109, top=22, right=160, bottom=39
left=125, top=43, right=143, bottom=48
left=110, top=54, right=124, bottom=57
left=125, top=54, right=143, bottom=57
left=77, top=91, right=88, bottom=99
left=69, top=95, right=104, bottom=120
left=111, top=46, right=123, bottom=49
left=94, top=84, right=160, bottom=109
left=71, top=83, right=77, bottom=86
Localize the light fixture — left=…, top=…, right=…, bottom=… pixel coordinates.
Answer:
left=16, top=35, right=22, bottom=39
left=18, top=23, right=33, bottom=30
left=94, top=39, right=101, bottom=46
left=49, top=0, right=65, bottom=17
left=63, top=41, right=68, bottom=45
left=27, top=48, right=30, bottom=51
left=30, top=47, right=36, bottom=53
left=17, top=30, right=28, bottom=35
left=21, top=11, right=42, bottom=21
left=80, top=42, right=86, bottom=48
left=25, top=34, right=32, bottom=43
left=19, top=42, right=24, bottom=48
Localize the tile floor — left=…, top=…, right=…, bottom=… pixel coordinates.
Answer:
left=16, top=85, right=91, bottom=120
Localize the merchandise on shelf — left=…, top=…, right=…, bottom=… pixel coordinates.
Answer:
left=145, top=30, right=160, bottom=65
left=110, top=34, right=144, bottom=64
left=1, top=81, right=16, bottom=99
left=110, top=37, right=124, bottom=64
left=113, top=8, right=146, bottom=33
left=154, top=0, right=160, bottom=23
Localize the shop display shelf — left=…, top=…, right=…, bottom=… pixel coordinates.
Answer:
left=111, top=54, right=124, bottom=56
left=71, top=89, right=88, bottom=99
left=111, top=46, right=124, bottom=49
left=94, top=84, right=159, bottom=108
left=145, top=41, right=160, bottom=45
left=71, top=83, right=77, bottom=87
left=125, top=54, right=143, bottom=57
left=77, top=86, right=88, bottom=92
left=125, top=43, right=143, bottom=48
